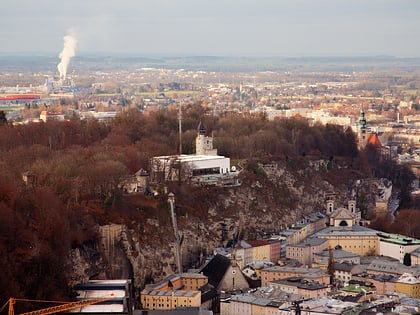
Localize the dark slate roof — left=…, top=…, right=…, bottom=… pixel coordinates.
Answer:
left=200, top=254, right=231, bottom=288
left=200, top=285, right=219, bottom=303
left=334, top=262, right=360, bottom=273
left=197, top=121, right=206, bottom=134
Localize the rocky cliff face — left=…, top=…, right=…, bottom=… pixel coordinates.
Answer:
left=68, top=158, right=372, bottom=294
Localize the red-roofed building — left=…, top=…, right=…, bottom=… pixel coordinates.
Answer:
left=367, top=133, right=382, bottom=148
left=357, top=110, right=382, bottom=150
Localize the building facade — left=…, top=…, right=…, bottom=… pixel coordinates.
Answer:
left=261, top=266, right=330, bottom=287
left=396, top=273, right=420, bottom=298
left=378, top=232, right=420, bottom=263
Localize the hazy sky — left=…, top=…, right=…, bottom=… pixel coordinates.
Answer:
left=1, top=0, right=419, bottom=57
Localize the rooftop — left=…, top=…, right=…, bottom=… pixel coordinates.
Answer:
left=154, top=154, right=227, bottom=163
left=270, top=277, right=327, bottom=290
left=314, top=225, right=378, bottom=237
left=262, top=266, right=325, bottom=275
left=378, top=232, right=420, bottom=246
left=290, top=237, right=328, bottom=248
left=141, top=289, right=201, bottom=297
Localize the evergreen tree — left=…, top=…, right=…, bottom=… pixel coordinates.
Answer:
left=403, top=253, right=412, bottom=266
left=0, top=110, right=7, bottom=126
left=327, top=247, right=335, bottom=285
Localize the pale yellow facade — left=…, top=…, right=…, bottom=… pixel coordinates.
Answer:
left=251, top=304, right=267, bottom=315
left=140, top=290, right=201, bottom=310
left=318, top=234, right=379, bottom=256
left=253, top=244, right=271, bottom=261
left=396, top=276, right=420, bottom=298
left=181, top=275, right=208, bottom=291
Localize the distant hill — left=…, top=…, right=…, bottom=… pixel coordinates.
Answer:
left=1, top=53, right=420, bottom=72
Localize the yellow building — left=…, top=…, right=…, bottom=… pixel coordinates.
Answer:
left=251, top=303, right=267, bottom=315
left=140, top=273, right=207, bottom=310
left=181, top=273, right=208, bottom=291
left=140, top=289, right=201, bottom=310
left=315, top=225, right=379, bottom=256
left=252, top=243, right=271, bottom=262
left=396, top=273, right=420, bottom=298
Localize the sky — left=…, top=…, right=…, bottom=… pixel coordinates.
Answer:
left=1, top=0, right=420, bottom=57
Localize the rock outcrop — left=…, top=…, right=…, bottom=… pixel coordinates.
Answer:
left=68, top=158, right=372, bottom=295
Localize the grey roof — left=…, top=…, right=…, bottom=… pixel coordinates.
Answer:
left=262, top=266, right=325, bottom=275
left=290, top=237, right=328, bottom=248
left=230, top=295, right=255, bottom=303
left=409, top=247, right=420, bottom=257
left=400, top=296, right=420, bottom=308
left=199, top=254, right=231, bottom=288
left=314, top=225, right=379, bottom=237
left=270, top=277, right=327, bottom=290
left=252, top=297, right=272, bottom=306
left=334, top=262, right=362, bottom=273
left=366, top=259, right=409, bottom=275
left=315, top=249, right=359, bottom=259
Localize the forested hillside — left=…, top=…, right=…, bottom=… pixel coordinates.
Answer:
left=0, top=104, right=418, bottom=305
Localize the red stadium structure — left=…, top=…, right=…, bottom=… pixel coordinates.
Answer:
left=0, top=94, right=41, bottom=101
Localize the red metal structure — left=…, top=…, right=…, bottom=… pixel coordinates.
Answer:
left=0, top=94, right=41, bottom=101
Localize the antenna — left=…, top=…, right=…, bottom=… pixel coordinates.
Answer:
left=178, top=104, right=182, bottom=155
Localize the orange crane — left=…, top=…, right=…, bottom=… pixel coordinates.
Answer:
left=1, top=296, right=115, bottom=315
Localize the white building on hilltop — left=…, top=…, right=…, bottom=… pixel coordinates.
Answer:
left=150, top=122, right=236, bottom=185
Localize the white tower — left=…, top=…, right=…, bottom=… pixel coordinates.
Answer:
left=196, top=121, right=217, bottom=156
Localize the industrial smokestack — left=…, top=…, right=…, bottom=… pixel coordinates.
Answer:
left=57, top=32, right=77, bottom=81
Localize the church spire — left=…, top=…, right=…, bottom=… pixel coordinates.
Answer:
left=359, top=110, right=367, bottom=129
left=357, top=109, right=368, bottom=149
left=197, top=120, right=206, bottom=135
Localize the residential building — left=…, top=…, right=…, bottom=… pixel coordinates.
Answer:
left=314, top=225, right=379, bottom=256
left=234, top=239, right=282, bottom=269
left=411, top=248, right=420, bottom=266
left=220, top=287, right=298, bottom=315
left=279, top=298, right=359, bottom=315
left=312, top=247, right=360, bottom=269
left=140, top=274, right=207, bottom=311
left=140, top=290, right=201, bottom=311
left=353, top=273, right=397, bottom=295
left=268, top=277, right=329, bottom=299
left=334, top=262, right=363, bottom=285
left=394, top=296, right=420, bottom=314
left=138, top=308, right=213, bottom=315
left=365, top=257, right=419, bottom=277
left=396, top=273, right=420, bottom=298
left=40, top=110, right=65, bottom=122
left=285, top=238, right=328, bottom=267
left=378, top=232, right=420, bottom=263
left=260, top=266, right=330, bottom=287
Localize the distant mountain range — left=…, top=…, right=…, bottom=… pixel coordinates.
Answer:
left=0, top=53, right=419, bottom=72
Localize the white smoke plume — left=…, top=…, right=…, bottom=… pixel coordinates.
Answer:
left=57, top=32, right=78, bottom=81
